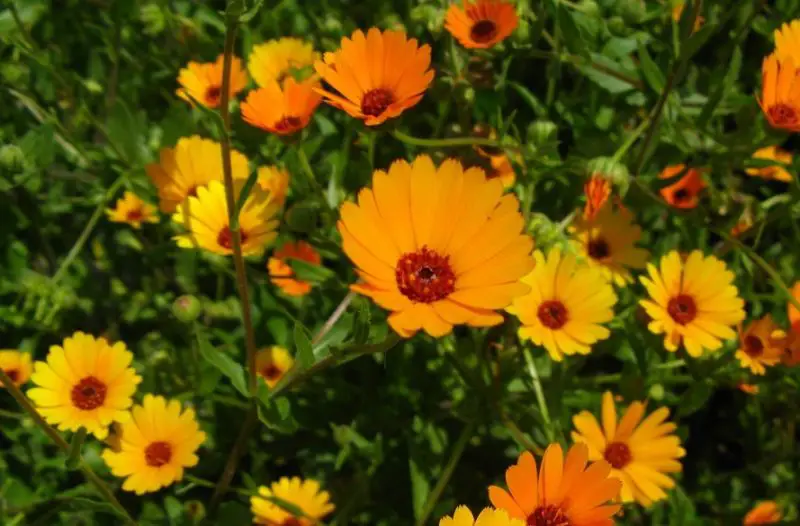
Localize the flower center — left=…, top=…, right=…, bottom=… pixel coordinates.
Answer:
left=604, top=441, right=632, bottom=469
left=672, top=188, right=691, bottom=203
left=667, top=294, right=697, bottom=325
left=187, top=185, right=199, bottom=198
left=282, top=519, right=303, bottom=526
left=71, top=376, right=108, bottom=411
left=217, top=226, right=248, bottom=250
left=527, top=505, right=570, bottom=526
left=205, top=85, right=221, bottom=106
left=274, top=115, right=303, bottom=134
left=126, top=208, right=144, bottom=222
left=260, top=364, right=283, bottom=380
left=144, top=441, right=172, bottom=467
left=537, top=300, right=568, bottom=329
left=395, top=246, right=456, bottom=303
left=768, top=103, right=799, bottom=126
left=4, top=368, right=19, bottom=384
left=743, top=335, right=764, bottom=357
left=470, top=19, right=498, bottom=43
left=361, top=88, right=394, bottom=117
left=587, top=237, right=611, bottom=260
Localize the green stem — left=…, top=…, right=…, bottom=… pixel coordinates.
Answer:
left=184, top=475, right=251, bottom=497
left=0, top=408, right=24, bottom=420
left=296, top=145, right=326, bottom=197
left=391, top=129, right=511, bottom=149
left=610, top=118, right=651, bottom=164
left=65, top=428, right=88, bottom=470
left=209, top=405, right=258, bottom=512
left=500, top=413, right=543, bottom=454
left=523, top=348, right=553, bottom=441
left=366, top=131, right=377, bottom=170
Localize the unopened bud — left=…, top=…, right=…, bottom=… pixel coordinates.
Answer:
left=172, top=295, right=202, bottom=322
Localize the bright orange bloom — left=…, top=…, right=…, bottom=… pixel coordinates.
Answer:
left=759, top=53, right=800, bottom=132
left=177, top=54, right=248, bottom=108
left=774, top=19, right=800, bottom=63
left=744, top=501, right=782, bottom=525
left=738, top=383, right=760, bottom=395
left=268, top=241, right=322, bottom=297
left=445, top=0, right=518, bottom=49
left=659, top=164, right=706, bottom=209
left=746, top=146, right=793, bottom=182
left=314, top=28, right=434, bottom=126
left=489, top=443, right=621, bottom=526
left=735, top=316, right=785, bottom=375
left=789, top=281, right=800, bottom=333
left=783, top=331, right=800, bottom=366
left=583, top=174, right=611, bottom=220
left=241, top=77, right=321, bottom=135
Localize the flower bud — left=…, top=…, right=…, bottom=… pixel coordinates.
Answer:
left=172, top=295, right=202, bottom=322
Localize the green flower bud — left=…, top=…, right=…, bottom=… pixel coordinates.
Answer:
left=185, top=501, right=206, bottom=523
left=617, top=0, right=645, bottom=24
left=586, top=156, right=630, bottom=195
left=0, top=144, right=25, bottom=172
left=172, top=295, right=202, bottom=322
left=649, top=383, right=665, bottom=401
left=579, top=0, right=601, bottom=17
left=512, top=18, right=531, bottom=44
left=607, top=16, right=627, bottom=36
left=527, top=120, right=558, bottom=146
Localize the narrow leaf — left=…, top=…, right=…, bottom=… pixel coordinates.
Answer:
left=293, top=321, right=314, bottom=368
left=637, top=42, right=665, bottom=93
left=196, top=332, right=248, bottom=397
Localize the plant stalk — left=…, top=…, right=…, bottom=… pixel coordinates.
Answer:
left=65, top=428, right=88, bottom=470
left=523, top=348, right=554, bottom=441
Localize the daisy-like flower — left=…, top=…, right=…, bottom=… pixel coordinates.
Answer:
left=570, top=201, right=649, bottom=286
left=314, top=28, right=434, bottom=126
left=735, top=315, right=785, bottom=375
left=251, top=477, right=334, bottom=525
left=172, top=181, right=279, bottom=257
left=268, top=241, right=322, bottom=297
left=489, top=443, right=622, bottom=526
left=27, top=332, right=141, bottom=439
left=256, top=346, right=294, bottom=388
left=106, top=191, right=159, bottom=229
left=177, top=54, right=248, bottom=108
left=248, top=37, right=318, bottom=87
left=257, top=165, right=290, bottom=206
left=788, top=281, right=800, bottom=333
left=0, top=350, right=32, bottom=388
left=583, top=174, right=611, bottom=220
left=445, top=0, right=519, bottom=49
left=774, top=19, right=800, bottom=62
left=507, top=247, right=616, bottom=361
left=572, top=391, right=686, bottom=507
left=639, top=250, right=746, bottom=357
left=439, top=506, right=523, bottom=526
left=746, top=146, right=793, bottom=182
left=102, top=394, right=205, bottom=495
left=759, top=53, right=800, bottom=133
left=241, top=77, right=322, bottom=135
left=338, top=155, right=534, bottom=338
left=659, top=164, right=706, bottom=209
left=744, top=501, right=782, bottom=525
left=146, top=136, right=249, bottom=213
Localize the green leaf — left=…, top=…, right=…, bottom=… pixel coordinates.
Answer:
left=239, top=0, right=264, bottom=22
left=677, top=382, right=712, bottom=417
left=288, top=258, right=335, bottom=284
left=256, top=382, right=300, bottom=433
left=409, top=457, right=430, bottom=520
left=677, top=23, right=715, bottom=65
left=578, top=54, right=638, bottom=94
left=230, top=168, right=260, bottom=228
left=293, top=321, right=314, bottom=368
left=556, top=4, right=588, bottom=58
left=698, top=47, right=742, bottom=127
left=637, top=42, right=665, bottom=93
left=195, top=332, right=248, bottom=397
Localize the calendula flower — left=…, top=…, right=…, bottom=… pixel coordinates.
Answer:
left=177, top=54, right=248, bottom=108
left=489, top=443, right=622, bottom=525
left=780, top=328, right=800, bottom=366
left=338, top=156, right=534, bottom=338
left=659, top=165, right=706, bottom=209
left=27, top=332, right=141, bottom=439
left=251, top=477, right=334, bottom=525
left=256, top=346, right=294, bottom=388
left=735, top=316, right=785, bottom=375
left=788, top=281, right=800, bottom=333
left=106, top=191, right=159, bottom=229
left=268, top=241, right=321, bottom=297
left=583, top=174, right=611, bottom=220
left=508, top=247, right=616, bottom=361
left=744, top=501, right=782, bottom=525
left=572, top=391, right=686, bottom=507
left=639, top=250, right=746, bottom=357
left=570, top=201, right=649, bottom=286
left=146, top=136, right=249, bottom=213
left=241, top=77, right=322, bottom=135
left=172, top=181, right=279, bottom=257
left=738, top=383, right=760, bottom=395
left=102, top=394, right=205, bottom=495
left=248, top=37, right=318, bottom=87
left=774, top=19, right=800, bottom=62
left=439, top=506, right=523, bottom=526
left=314, top=28, right=434, bottom=126
left=445, top=0, right=518, bottom=49
left=759, top=53, right=800, bottom=133
left=0, top=350, right=32, bottom=388
left=257, top=166, right=290, bottom=206
left=746, top=146, right=793, bottom=182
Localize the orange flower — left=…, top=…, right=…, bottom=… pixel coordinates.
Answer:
left=746, top=146, right=793, bottom=182
left=783, top=331, right=800, bottom=366
left=583, top=174, right=612, bottom=220
left=241, top=77, right=321, bottom=135
left=445, top=0, right=518, bottom=49
left=737, top=383, right=760, bottom=395
left=744, top=501, right=782, bottom=525
left=774, top=19, right=800, bottom=63
left=268, top=241, right=322, bottom=297
left=759, top=53, right=800, bottom=132
left=489, top=444, right=621, bottom=526
left=314, top=28, right=434, bottom=126
left=735, top=316, right=785, bottom=375
left=788, top=281, right=800, bottom=333
left=177, top=54, right=248, bottom=108
left=659, top=164, right=706, bottom=209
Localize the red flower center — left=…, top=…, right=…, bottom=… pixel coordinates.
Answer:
left=667, top=294, right=697, bottom=325
left=144, top=441, right=172, bottom=467
left=395, top=246, right=456, bottom=303
left=672, top=188, right=691, bottom=203
left=768, top=103, right=799, bottom=127
left=604, top=441, right=632, bottom=469
left=4, top=368, right=19, bottom=384
left=527, top=505, right=570, bottom=526
left=205, top=85, right=221, bottom=106
left=217, top=226, right=249, bottom=250
left=537, top=300, right=569, bottom=329
left=260, top=364, right=283, bottom=381
left=187, top=185, right=199, bottom=198
left=281, top=519, right=303, bottom=526
left=361, top=88, right=394, bottom=117
left=71, top=376, right=108, bottom=411
left=470, top=19, right=498, bottom=43
left=274, top=115, right=303, bottom=134
left=587, top=237, right=611, bottom=260
left=743, top=335, right=764, bottom=357
left=126, top=208, right=144, bottom=222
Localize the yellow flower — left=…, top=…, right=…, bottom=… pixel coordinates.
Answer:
left=507, top=247, right=617, bottom=361
left=0, top=350, right=33, bottom=388
left=102, top=394, right=205, bottom=495
left=338, top=155, right=535, bottom=338
left=146, top=136, right=249, bottom=213
left=774, top=19, right=800, bottom=63
left=572, top=392, right=686, bottom=507
left=489, top=443, right=621, bottom=525
left=172, top=180, right=279, bottom=257
left=439, top=506, right=524, bottom=526
left=256, top=346, right=294, bottom=388
left=639, top=250, right=745, bottom=357
left=106, top=191, right=159, bottom=229
left=257, top=165, right=290, bottom=206
left=744, top=501, right=782, bottom=525
left=735, top=316, right=785, bottom=375
left=241, top=77, right=322, bottom=135
left=445, top=0, right=519, bottom=49
left=251, top=477, right=334, bottom=525
left=27, top=332, right=141, bottom=439
left=759, top=53, right=800, bottom=133
left=268, top=241, right=322, bottom=297
left=745, top=146, right=793, bottom=182
left=248, top=37, right=318, bottom=87
left=177, top=54, right=248, bottom=108
left=570, top=201, right=649, bottom=286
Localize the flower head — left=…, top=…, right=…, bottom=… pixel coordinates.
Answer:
left=248, top=37, right=318, bottom=87
left=583, top=174, right=612, bottom=220
left=177, top=54, right=248, bottom=108
left=172, top=180, right=279, bottom=257
left=445, top=0, right=518, bottom=49
left=788, top=281, right=800, bottom=334
left=251, top=477, right=334, bottom=525
left=102, top=394, right=206, bottom=495
left=256, top=346, right=294, bottom=388
left=774, top=19, right=800, bottom=63
left=572, top=392, right=686, bottom=507
left=0, top=350, right=32, bottom=388
left=508, top=247, right=617, bottom=361
left=268, top=241, right=322, bottom=297
left=735, top=315, right=785, bottom=375
left=314, top=28, right=434, bottom=126
left=27, top=332, right=141, bottom=439
left=746, top=146, right=793, bottom=182
left=744, top=501, right=782, bottom=525
left=106, top=191, right=159, bottom=229
left=659, top=165, right=706, bottom=209
left=489, top=443, right=622, bottom=526
left=257, top=166, right=290, bottom=206
left=338, top=155, right=534, bottom=338
left=241, top=77, right=322, bottom=135
left=440, top=506, right=523, bottom=526
left=759, top=53, right=800, bottom=132
left=639, top=250, right=746, bottom=357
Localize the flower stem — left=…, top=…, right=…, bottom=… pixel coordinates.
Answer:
left=65, top=428, right=88, bottom=470
left=391, top=129, right=509, bottom=149
left=610, top=118, right=651, bottom=164
left=312, top=291, right=355, bottom=345
left=523, top=348, right=554, bottom=441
